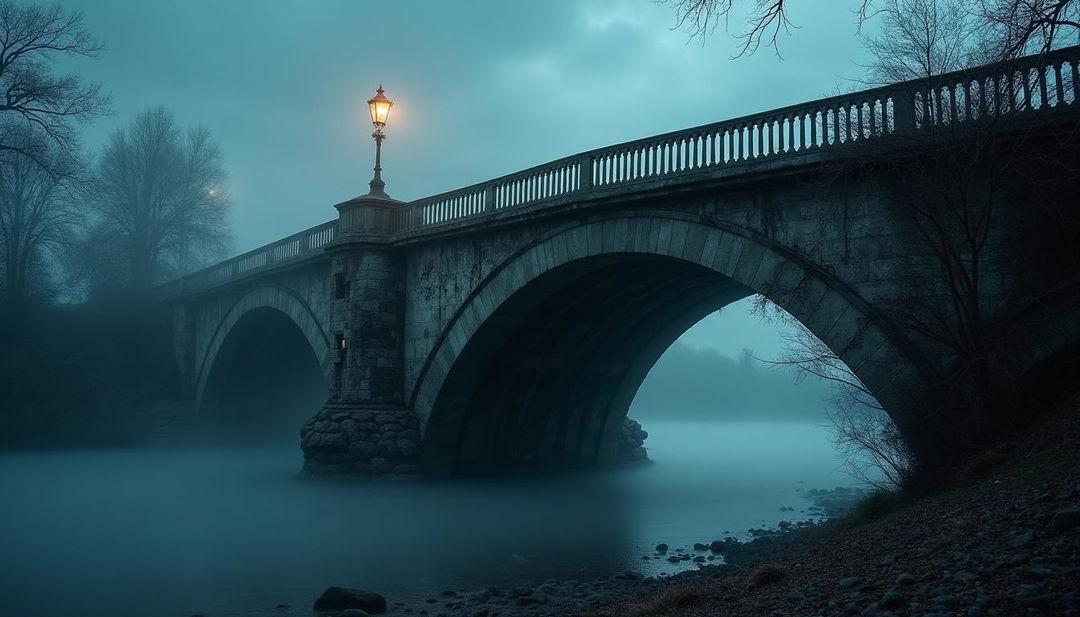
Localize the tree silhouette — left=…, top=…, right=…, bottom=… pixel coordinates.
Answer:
left=0, top=1, right=109, bottom=177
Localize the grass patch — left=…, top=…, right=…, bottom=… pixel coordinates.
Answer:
left=587, top=583, right=711, bottom=617
left=844, top=490, right=908, bottom=526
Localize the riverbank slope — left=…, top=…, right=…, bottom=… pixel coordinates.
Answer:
left=588, top=393, right=1080, bottom=617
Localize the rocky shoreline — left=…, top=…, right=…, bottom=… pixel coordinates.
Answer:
left=295, top=486, right=866, bottom=617
left=301, top=461, right=1079, bottom=617
left=298, top=402, right=1080, bottom=617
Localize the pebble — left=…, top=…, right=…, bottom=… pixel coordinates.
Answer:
left=1052, top=505, right=1080, bottom=532
left=838, top=577, right=861, bottom=589
left=896, top=572, right=917, bottom=586
left=878, top=589, right=907, bottom=608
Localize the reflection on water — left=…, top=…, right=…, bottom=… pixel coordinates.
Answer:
left=0, top=420, right=850, bottom=617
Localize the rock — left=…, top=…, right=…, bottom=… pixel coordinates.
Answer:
left=655, top=543, right=668, bottom=552
left=878, top=589, right=907, bottom=609
left=896, top=572, right=916, bottom=586
left=1010, top=584, right=1041, bottom=600
left=1025, top=566, right=1054, bottom=580
left=1052, top=505, right=1080, bottom=532
left=313, top=587, right=387, bottom=614
left=838, top=577, right=861, bottom=590
left=693, top=542, right=707, bottom=551
left=878, top=554, right=897, bottom=567
left=1008, top=528, right=1036, bottom=548
left=335, top=610, right=370, bottom=617
left=709, top=540, right=727, bottom=552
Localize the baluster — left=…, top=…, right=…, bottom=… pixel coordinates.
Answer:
left=1072, top=60, right=1079, bottom=104
left=976, top=78, right=987, bottom=117
left=1054, top=62, right=1065, bottom=106
left=1005, top=70, right=1017, bottom=114
left=962, top=79, right=973, bottom=120
left=1038, top=66, right=1049, bottom=110
left=931, top=85, right=942, bottom=125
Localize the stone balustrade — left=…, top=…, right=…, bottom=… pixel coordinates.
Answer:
left=160, top=45, right=1079, bottom=297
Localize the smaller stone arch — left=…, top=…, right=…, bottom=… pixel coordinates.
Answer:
left=194, top=285, right=333, bottom=412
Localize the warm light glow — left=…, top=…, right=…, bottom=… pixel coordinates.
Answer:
left=367, top=85, right=393, bottom=128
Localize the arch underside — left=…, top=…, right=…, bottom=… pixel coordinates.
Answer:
left=194, top=285, right=333, bottom=413
left=199, top=306, right=330, bottom=442
left=426, top=254, right=750, bottom=473
left=416, top=216, right=919, bottom=476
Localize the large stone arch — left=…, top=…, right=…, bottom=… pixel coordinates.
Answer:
left=194, top=285, right=333, bottom=412
left=412, top=213, right=928, bottom=474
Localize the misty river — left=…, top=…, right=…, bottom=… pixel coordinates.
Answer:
left=0, top=419, right=851, bottom=617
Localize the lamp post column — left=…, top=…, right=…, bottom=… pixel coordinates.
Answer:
left=300, top=85, right=418, bottom=477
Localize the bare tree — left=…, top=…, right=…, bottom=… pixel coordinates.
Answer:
left=858, top=0, right=977, bottom=84
left=978, top=0, right=1080, bottom=58
left=660, top=0, right=1078, bottom=60
left=0, top=1, right=109, bottom=177
left=751, top=296, right=915, bottom=490
left=84, top=106, right=230, bottom=297
left=0, top=123, right=80, bottom=329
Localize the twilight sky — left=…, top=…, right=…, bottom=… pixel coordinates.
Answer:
left=53, top=0, right=878, bottom=359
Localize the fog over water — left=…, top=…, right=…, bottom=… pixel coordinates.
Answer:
left=0, top=421, right=846, bottom=617
left=0, top=303, right=852, bottom=617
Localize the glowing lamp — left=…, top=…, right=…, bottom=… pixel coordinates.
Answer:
left=367, top=86, right=393, bottom=128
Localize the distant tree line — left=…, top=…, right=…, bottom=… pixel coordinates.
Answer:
left=0, top=0, right=231, bottom=337
left=0, top=1, right=232, bottom=449
left=630, top=342, right=832, bottom=421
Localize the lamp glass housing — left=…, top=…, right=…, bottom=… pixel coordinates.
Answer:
left=367, top=86, right=393, bottom=128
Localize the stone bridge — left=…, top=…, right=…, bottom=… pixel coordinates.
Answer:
left=161, top=47, right=1080, bottom=475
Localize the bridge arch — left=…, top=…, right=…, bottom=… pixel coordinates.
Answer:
left=194, top=285, right=333, bottom=414
left=412, top=214, right=926, bottom=474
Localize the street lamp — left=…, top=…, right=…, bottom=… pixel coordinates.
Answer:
left=366, top=85, right=393, bottom=197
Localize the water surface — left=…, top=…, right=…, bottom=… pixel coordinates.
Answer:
left=0, top=420, right=850, bottom=617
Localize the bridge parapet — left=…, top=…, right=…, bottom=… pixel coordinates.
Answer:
left=158, top=219, right=338, bottom=297
left=161, top=46, right=1079, bottom=297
